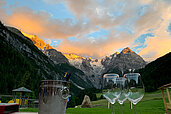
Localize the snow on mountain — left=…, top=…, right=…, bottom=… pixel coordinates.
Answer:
left=20, top=30, right=146, bottom=88
left=64, top=53, right=104, bottom=75
left=64, top=53, right=104, bottom=88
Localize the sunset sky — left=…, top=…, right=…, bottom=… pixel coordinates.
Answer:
left=0, top=0, right=171, bottom=60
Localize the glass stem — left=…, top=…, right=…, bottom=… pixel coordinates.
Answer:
left=112, top=104, right=115, bottom=114
left=133, top=104, right=137, bottom=114
left=120, top=104, right=123, bottom=114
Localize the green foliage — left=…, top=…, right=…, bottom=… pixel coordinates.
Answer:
left=99, top=95, right=104, bottom=99
left=57, top=63, right=94, bottom=90
left=67, top=95, right=76, bottom=108
left=0, top=24, right=93, bottom=99
left=19, top=108, right=38, bottom=112
left=68, top=88, right=99, bottom=107
left=139, top=52, right=171, bottom=92
left=20, top=91, right=169, bottom=114
left=0, top=36, right=42, bottom=98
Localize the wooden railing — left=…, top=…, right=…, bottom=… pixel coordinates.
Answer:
left=158, top=83, right=171, bottom=114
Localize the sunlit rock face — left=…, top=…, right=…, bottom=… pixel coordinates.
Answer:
left=65, top=48, right=146, bottom=88
left=121, top=47, right=134, bottom=54
left=20, top=30, right=146, bottom=88
left=21, top=31, right=69, bottom=64
left=0, top=22, right=94, bottom=92
left=101, top=47, right=146, bottom=74
left=64, top=53, right=86, bottom=60
left=64, top=53, right=104, bottom=88
left=0, top=24, right=61, bottom=80
left=21, top=31, right=53, bottom=50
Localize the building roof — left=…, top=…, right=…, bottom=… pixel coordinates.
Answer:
left=12, top=87, right=32, bottom=93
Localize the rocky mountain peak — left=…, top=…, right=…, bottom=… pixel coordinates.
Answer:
left=116, top=52, right=120, bottom=54
left=64, top=53, right=86, bottom=60
left=121, top=47, right=134, bottom=54
left=0, top=22, right=94, bottom=94
left=44, top=49, right=69, bottom=64
left=21, top=31, right=53, bottom=50
left=16, top=29, right=146, bottom=88
left=0, top=21, right=5, bottom=28
left=102, top=47, right=146, bottom=74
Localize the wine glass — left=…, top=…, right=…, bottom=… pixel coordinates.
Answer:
left=117, top=77, right=128, bottom=114
left=102, top=73, right=120, bottom=114
left=124, top=73, right=145, bottom=114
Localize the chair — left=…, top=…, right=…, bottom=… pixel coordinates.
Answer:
left=158, top=83, right=171, bottom=114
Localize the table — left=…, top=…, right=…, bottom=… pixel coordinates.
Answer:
left=0, top=103, right=19, bottom=114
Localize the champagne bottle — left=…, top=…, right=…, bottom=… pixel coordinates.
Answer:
left=64, top=72, right=71, bottom=81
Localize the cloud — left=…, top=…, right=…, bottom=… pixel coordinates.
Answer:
left=138, top=1, right=171, bottom=60
left=56, top=30, right=132, bottom=58
left=138, top=0, right=154, bottom=5
left=0, top=0, right=171, bottom=60
left=64, top=0, right=144, bottom=29
left=43, top=0, right=61, bottom=4
left=53, top=0, right=140, bottom=57
left=0, top=0, right=6, bottom=7
left=139, top=37, right=171, bottom=61
left=72, top=0, right=171, bottom=59
left=0, top=0, right=7, bottom=20
left=0, top=6, right=95, bottom=39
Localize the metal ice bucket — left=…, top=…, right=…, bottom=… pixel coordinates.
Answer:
left=38, top=80, right=70, bottom=114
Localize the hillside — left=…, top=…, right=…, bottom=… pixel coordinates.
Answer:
left=0, top=23, right=57, bottom=96
left=139, top=52, right=171, bottom=92
left=21, top=31, right=53, bottom=50
left=102, top=47, right=146, bottom=74
left=0, top=21, right=93, bottom=97
left=19, top=29, right=147, bottom=89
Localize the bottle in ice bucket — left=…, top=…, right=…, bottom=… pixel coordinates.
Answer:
left=64, top=72, right=71, bottom=81
left=38, top=73, right=70, bottom=114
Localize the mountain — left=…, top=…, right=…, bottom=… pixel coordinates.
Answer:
left=0, top=22, right=61, bottom=96
left=64, top=53, right=104, bottom=88
left=63, top=48, right=146, bottom=88
left=19, top=26, right=146, bottom=89
left=43, top=50, right=94, bottom=91
left=0, top=21, right=93, bottom=97
left=21, top=31, right=53, bottom=50
left=64, top=53, right=86, bottom=60
left=2, top=25, right=62, bottom=80
left=102, top=47, right=146, bottom=75
left=44, top=49, right=69, bottom=64
left=139, top=52, right=171, bottom=92
left=1, top=20, right=170, bottom=95
left=20, top=31, right=94, bottom=90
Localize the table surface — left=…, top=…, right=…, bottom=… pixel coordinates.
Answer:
left=13, top=112, right=38, bottom=114
left=0, top=103, right=19, bottom=106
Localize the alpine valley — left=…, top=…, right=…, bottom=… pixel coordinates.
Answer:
left=17, top=24, right=146, bottom=88
left=1, top=21, right=170, bottom=97
left=0, top=21, right=93, bottom=96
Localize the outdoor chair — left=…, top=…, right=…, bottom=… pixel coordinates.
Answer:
left=158, top=83, right=171, bottom=114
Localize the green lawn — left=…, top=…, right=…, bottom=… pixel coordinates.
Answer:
left=19, top=108, right=38, bottom=112
left=66, top=91, right=169, bottom=114
left=20, top=91, right=171, bottom=114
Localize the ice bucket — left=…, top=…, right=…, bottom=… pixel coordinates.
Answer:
left=38, top=80, right=70, bottom=114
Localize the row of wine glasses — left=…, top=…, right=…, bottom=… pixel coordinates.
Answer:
left=102, top=73, right=144, bottom=114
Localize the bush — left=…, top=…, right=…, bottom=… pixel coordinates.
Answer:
left=100, top=95, right=104, bottom=99
left=67, top=95, right=76, bottom=108
left=67, top=88, right=98, bottom=107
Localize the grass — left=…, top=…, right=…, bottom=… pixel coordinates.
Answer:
left=67, top=90, right=171, bottom=114
left=20, top=90, right=171, bottom=114
left=66, top=92, right=165, bottom=114
left=19, top=108, right=38, bottom=112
